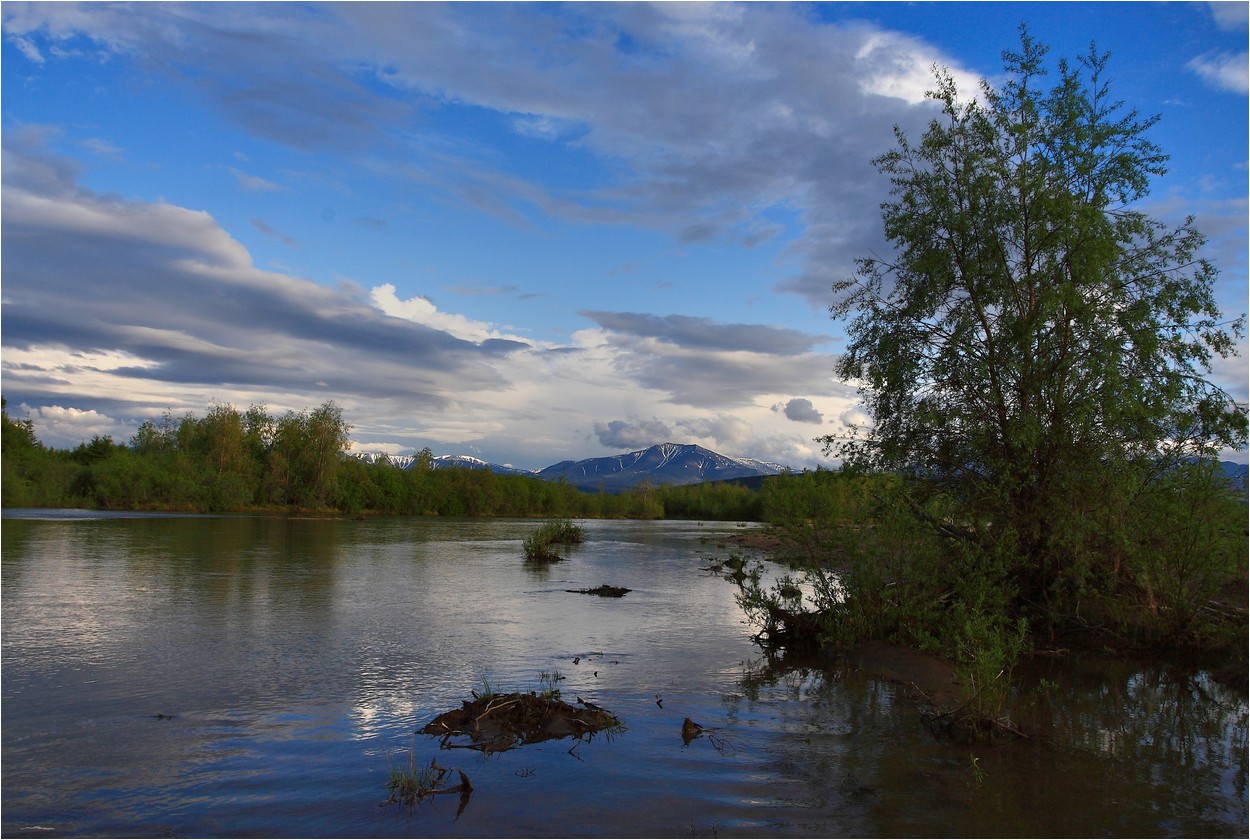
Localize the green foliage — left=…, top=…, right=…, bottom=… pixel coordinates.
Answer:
left=822, top=28, right=1247, bottom=624
left=660, top=480, right=761, bottom=521
left=950, top=605, right=1030, bottom=724
left=2, top=397, right=775, bottom=521
left=1123, top=459, right=1247, bottom=641
left=2, top=398, right=76, bottom=507
left=759, top=469, right=898, bottom=565
left=536, top=670, right=564, bottom=701
left=523, top=518, right=584, bottom=561
left=730, top=31, right=1245, bottom=715
left=269, top=402, right=352, bottom=508
left=622, top=477, right=664, bottom=519
left=386, top=743, right=440, bottom=805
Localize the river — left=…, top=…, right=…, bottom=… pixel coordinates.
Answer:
left=2, top=512, right=1245, bottom=837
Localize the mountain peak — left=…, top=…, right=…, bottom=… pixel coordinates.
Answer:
left=537, top=442, right=784, bottom=491
left=351, top=442, right=788, bottom=491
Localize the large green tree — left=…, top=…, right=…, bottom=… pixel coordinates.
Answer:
left=825, top=30, right=1247, bottom=615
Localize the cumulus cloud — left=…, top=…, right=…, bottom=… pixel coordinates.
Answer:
left=345, top=439, right=418, bottom=457
left=584, top=330, right=840, bottom=410
left=370, top=283, right=533, bottom=348
left=839, top=406, right=873, bottom=431
left=594, top=418, right=675, bottom=449
left=675, top=414, right=755, bottom=451
left=13, top=403, right=131, bottom=450
left=574, top=311, right=842, bottom=410
left=593, top=414, right=760, bottom=458
left=776, top=397, right=824, bottom=424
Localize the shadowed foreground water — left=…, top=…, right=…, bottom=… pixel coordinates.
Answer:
left=2, top=512, right=1245, bottom=837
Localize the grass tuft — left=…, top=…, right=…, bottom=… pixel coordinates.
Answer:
left=523, top=519, right=584, bottom=561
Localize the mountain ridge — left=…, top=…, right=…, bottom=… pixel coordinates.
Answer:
left=351, top=445, right=1248, bottom=495
left=537, top=442, right=787, bottom=492
left=351, top=442, right=788, bottom=492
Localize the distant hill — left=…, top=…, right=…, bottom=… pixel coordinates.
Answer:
left=351, top=448, right=1247, bottom=496
left=537, top=443, right=786, bottom=493
left=1220, top=460, right=1248, bottom=492
left=351, top=442, right=787, bottom=492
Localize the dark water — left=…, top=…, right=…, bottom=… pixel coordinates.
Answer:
left=2, top=512, right=1245, bottom=837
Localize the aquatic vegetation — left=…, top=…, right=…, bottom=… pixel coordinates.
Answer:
left=537, top=670, right=564, bottom=701
left=522, top=518, right=584, bottom=562
left=385, top=738, right=473, bottom=808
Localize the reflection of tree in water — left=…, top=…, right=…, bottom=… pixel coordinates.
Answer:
left=719, top=654, right=914, bottom=832
left=723, top=651, right=1248, bottom=837
left=1019, top=656, right=1248, bottom=832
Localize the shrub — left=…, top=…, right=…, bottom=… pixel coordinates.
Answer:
left=522, top=518, right=584, bottom=561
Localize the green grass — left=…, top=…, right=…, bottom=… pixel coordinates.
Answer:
left=385, top=738, right=443, bottom=806
left=537, top=670, right=564, bottom=701
left=523, top=518, right=584, bottom=561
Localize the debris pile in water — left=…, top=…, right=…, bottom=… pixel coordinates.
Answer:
left=565, top=584, right=631, bottom=598
left=421, top=692, right=622, bottom=754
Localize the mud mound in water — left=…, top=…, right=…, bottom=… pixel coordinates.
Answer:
left=566, top=584, right=631, bottom=597
left=421, top=693, right=622, bottom=754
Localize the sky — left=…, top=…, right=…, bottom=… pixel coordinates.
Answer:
left=2, top=2, right=1247, bottom=471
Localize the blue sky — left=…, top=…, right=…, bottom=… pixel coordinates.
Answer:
left=3, top=2, right=1247, bottom=469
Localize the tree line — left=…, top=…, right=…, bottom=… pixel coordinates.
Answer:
left=0, top=398, right=763, bottom=521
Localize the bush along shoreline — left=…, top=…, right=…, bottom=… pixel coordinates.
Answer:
left=725, top=466, right=1248, bottom=741
left=713, top=30, right=1249, bottom=740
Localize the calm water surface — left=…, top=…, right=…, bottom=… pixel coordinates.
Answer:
left=2, top=512, right=1245, bottom=837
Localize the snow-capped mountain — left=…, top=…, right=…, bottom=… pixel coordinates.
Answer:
left=537, top=443, right=786, bottom=492
left=429, top=454, right=536, bottom=477
left=351, top=442, right=788, bottom=491
left=352, top=452, right=418, bottom=469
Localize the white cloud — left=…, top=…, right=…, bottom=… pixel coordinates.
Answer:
left=79, top=137, right=124, bottom=160
left=227, top=166, right=284, bottom=192
left=15, top=403, right=131, bottom=449
left=1, top=137, right=856, bottom=468
left=5, top=4, right=1239, bottom=469
left=1187, top=50, right=1250, bottom=94
left=369, top=283, right=538, bottom=347
left=2, top=182, right=254, bottom=271
left=853, top=29, right=980, bottom=105
left=346, top=439, right=420, bottom=457
left=1207, top=1, right=1250, bottom=30
left=9, top=35, right=44, bottom=63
